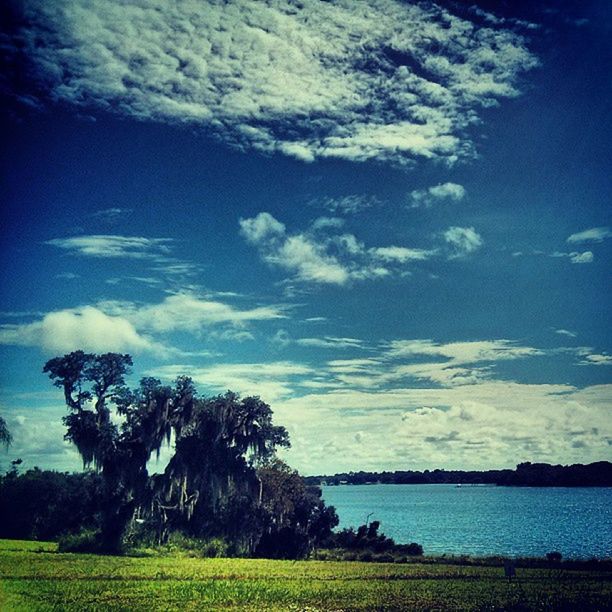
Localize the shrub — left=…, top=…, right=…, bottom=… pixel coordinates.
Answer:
left=546, top=551, right=563, bottom=563
left=58, top=529, right=105, bottom=553
left=200, top=538, right=230, bottom=558
left=404, top=542, right=424, bottom=556
left=152, top=533, right=231, bottom=558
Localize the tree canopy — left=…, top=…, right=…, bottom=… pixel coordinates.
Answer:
left=42, top=351, right=334, bottom=556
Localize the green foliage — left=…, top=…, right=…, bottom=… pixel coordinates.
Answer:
left=320, top=520, right=423, bottom=562
left=255, top=459, right=339, bottom=559
left=327, top=520, right=396, bottom=552
left=150, top=390, right=290, bottom=549
left=0, top=468, right=103, bottom=541
left=147, top=533, right=231, bottom=558
left=42, top=351, right=330, bottom=558
left=58, top=529, right=105, bottom=554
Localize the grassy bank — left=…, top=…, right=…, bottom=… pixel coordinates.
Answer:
left=1, top=540, right=611, bottom=610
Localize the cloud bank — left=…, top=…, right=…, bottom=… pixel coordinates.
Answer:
left=15, top=0, right=537, bottom=166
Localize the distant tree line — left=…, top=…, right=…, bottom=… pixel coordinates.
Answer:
left=0, top=351, right=339, bottom=558
left=306, top=461, right=612, bottom=487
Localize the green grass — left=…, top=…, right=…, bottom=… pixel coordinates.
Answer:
left=0, top=540, right=610, bottom=611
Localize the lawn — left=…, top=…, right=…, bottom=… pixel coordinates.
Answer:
left=0, top=539, right=610, bottom=610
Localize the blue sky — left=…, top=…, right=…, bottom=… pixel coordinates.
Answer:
left=1, top=0, right=610, bottom=475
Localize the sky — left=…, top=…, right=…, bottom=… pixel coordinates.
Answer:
left=0, top=0, right=610, bottom=476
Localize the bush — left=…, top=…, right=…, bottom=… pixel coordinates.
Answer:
left=402, top=542, right=424, bottom=556
left=200, top=538, right=230, bottom=558
left=546, top=551, right=563, bottom=563
left=151, top=532, right=231, bottom=558
left=58, top=530, right=105, bottom=553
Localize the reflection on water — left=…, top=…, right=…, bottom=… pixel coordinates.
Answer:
left=321, top=484, right=612, bottom=558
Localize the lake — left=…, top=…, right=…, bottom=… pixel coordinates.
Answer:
left=321, top=484, right=612, bottom=559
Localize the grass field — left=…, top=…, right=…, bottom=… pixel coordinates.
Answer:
left=0, top=540, right=610, bottom=611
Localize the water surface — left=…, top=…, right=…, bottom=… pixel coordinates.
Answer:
left=322, top=484, right=612, bottom=558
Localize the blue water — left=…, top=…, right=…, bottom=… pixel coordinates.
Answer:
left=321, top=484, right=612, bottom=559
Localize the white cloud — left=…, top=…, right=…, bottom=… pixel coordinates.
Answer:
left=555, top=329, right=577, bottom=338
left=310, top=195, right=380, bottom=214
left=17, top=0, right=537, bottom=167
left=46, top=234, right=173, bottom=259
left=0, top=404, right=82, bottom=473
left=311, top=217, right=345, bottom=231
left=519, top=249, right=596, bottom=266
left=567, top=227, right=612, bottom=244
left=239, top=213, right=286, bottom=244
left=550, top=250, right=595, bottom=264
left=371, top=246, right=434, bottom=263
left=0, top=294, right=286, bottom=355
left=580, top=354, right=612, bottom=366
left=385, top=338, right=543, bottom=363
left=240, top=212, right=436, bottom=285
left=126, top=293, right=286, bottom=333
left=277, top=235, right=351, bottom=285
left=275, top=382, right=612, bottom=474
left=47, top=234, right=205, bottom=278
left=570, top=251, right=594, bottom=264
left=0, top=306, right=159, bottom=354
left=443, top=226, right=483, bottom=257
left=409, top=182, right=466, bottom=207
left=148, top=361, right=313, bottom=404
left=323, top=339, right=545, bottom=389
left=296, top=336, right=364, bottom=349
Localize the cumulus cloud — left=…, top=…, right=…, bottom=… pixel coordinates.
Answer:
left=0, top=294, right=285, bottom=354
left=443, top=226, right=483, bottom=257
left=409, top=182, right=466, bottom=207
left=0, top=306, right=159, bottom=354
left=240, top=212, right=435, bottom=285
left=569, top=251, right=594, bottom=264
left=0, top=404, right=82, bottom=473
left=239, top=213, right=286, bottom=244
left=14, top=0, right=537, bottom=167
left=567, top=227, right=612, bottom=244
left=274, top=382, right=612, bottom=474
